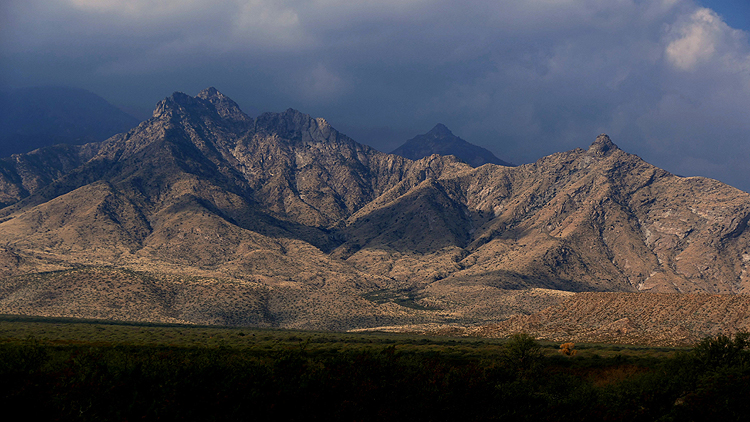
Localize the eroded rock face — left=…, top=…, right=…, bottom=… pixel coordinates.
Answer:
left=1, top=88, right=749, bottom=332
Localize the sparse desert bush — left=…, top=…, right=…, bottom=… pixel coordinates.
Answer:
left=691, top=332, right=749, bottom=369
left=559, top=342, right=577, bottom=356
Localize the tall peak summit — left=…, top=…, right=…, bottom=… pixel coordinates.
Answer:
left=196, top=86, right=222, bottom=99
left=152, top=91, right=196, bottom=119
left=588, top=134, right=619, bottom=157
left=151, top=88, right=251, bottom=125
left=196, top=87, right=251, bottom=124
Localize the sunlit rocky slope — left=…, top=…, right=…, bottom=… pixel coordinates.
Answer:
left=1, top=88, right=749, bottom=336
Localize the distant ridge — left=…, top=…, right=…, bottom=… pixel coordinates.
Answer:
left=391, top=124, right=514, bottom=167
left=0, top=86, right=139, bottom=157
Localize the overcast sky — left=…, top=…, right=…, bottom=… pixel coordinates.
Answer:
left=2, top=0, right=750, bottom=191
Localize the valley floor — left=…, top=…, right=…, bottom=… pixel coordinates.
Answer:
left=1, top=316, right=748, bottom=421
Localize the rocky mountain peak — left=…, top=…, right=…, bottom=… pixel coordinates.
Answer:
left=196, top=86, right=222, bottom=99
left=587, top=134, right=619, bottom=157
left=151, top=91, right=198, bottom=119
left=196, top=87, right=251, bottom=124
left=151, top=89, right=251, bottom=127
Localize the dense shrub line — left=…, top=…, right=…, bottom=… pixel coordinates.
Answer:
left=1, top=333, right=748, bottom=421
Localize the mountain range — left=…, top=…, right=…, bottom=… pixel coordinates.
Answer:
left=1, top=87, right=749, bottom=339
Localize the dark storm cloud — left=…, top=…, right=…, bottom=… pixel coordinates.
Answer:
left=2, top=0, right=750, bottom=191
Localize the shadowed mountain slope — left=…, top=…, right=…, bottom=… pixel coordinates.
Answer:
left=391, top=124, right=514, bottom=167
left=1, top=88, right=750, bottom=335
left=0, top=86, right=139, bottom=157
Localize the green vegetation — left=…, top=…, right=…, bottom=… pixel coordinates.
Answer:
left=1, top=315, right=748, bottom=421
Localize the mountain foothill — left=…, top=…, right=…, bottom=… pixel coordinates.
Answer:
left=1, top=87, right=749, bottom=344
